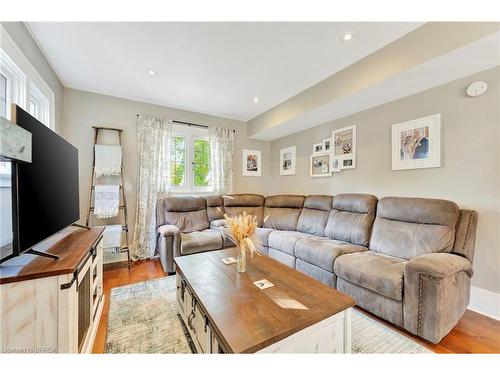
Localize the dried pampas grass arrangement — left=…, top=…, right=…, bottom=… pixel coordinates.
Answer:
left=223, top=211, right=262, bottom=272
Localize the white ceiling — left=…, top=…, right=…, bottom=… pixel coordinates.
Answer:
left=26, top=22, right=422, bottom=121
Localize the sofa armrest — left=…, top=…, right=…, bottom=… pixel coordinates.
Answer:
left=406, top=252, right=473, bottom=278
left=403, top=253, right=473, bottom=343
left=158, top=224, right=181, bottom=237
left=157, top=225, right=181, bottom=273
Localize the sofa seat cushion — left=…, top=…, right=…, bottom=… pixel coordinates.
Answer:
left=267, top=230, right=313, bottom=256
left=295, top=237, right=367, bottom=272
left=180, top=229, right=223, bottom=255
left=334, top=251, right=407, bottom=301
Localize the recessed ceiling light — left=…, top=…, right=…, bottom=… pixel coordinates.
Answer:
left=253, top=97, right=259, bottom=103
left=340, top=31, right=354, bottom=43
left=147, top=69, right=156, bottom=76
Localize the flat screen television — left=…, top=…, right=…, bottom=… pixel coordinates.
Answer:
left=4, top=105, right=79, bottom=262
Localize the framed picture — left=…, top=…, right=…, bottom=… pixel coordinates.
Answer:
left=280, top=146, right=296, bottom=176
left=310, top=152, right=331, bottom=177
left=242, top=149, right=262, bottom=176
left=329, top=155, right=342, bottom=172
left=323, top=138, right=332, bottom=152
left=312, top=142, right=323, bottom=154
left=340, top=157, right=355, bottom=169
left=391, top=114, right=441, bottom=170
left=333, top=124, right=356, bottom=170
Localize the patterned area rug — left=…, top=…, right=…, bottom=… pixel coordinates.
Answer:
left=105, top=276, right=431, bottom=354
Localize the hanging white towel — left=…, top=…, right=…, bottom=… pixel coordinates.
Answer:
left=102, top=224, right=122, bottom=251
left=94, top=144, right=122, bottom=177
left=94, top=185, right=120, bottom=218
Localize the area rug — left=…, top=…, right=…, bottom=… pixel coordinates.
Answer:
left=105, top=276, right=431, bottom=354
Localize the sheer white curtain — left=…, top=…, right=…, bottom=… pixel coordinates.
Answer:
left=209, top=127, right=234, bottom=195
left=131, top=114, right=172, bottom=260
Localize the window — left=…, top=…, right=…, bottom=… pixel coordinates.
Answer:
left=29, top=99, right=39, bottom=119
left=170, top=136, right=186, bottom=187
left=0, top=73, right=6, bottom=118
left=1, top=25, right=54, bottom=128
left=193, top=138, right=211, bottom=188
left=170, top=125, right=212, bottom=193
left=28, top=83, right=50, bottom=124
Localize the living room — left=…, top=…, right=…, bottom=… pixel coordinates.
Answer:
left=1, top=1, right=499, bottom=372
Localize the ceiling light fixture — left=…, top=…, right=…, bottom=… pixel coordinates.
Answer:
left=253, top=97, right=259, bottom=103
left=147, top=69, right=156, bottom=76
left=340, top=31, right=354, bottom=43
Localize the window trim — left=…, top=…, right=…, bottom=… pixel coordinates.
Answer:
left=170, top=125, right=213, bottom=194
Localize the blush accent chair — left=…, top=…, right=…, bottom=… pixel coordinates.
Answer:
left=156, top=193, right=478, bottom=344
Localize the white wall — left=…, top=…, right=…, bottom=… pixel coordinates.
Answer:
left=268, top=66, right=500, bottom=294
left=63, top=88, right=270, bottom=237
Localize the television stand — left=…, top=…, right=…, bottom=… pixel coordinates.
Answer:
left=1, top=226, right=105, bottom=353
left=25, top=248, right=60, bottom=260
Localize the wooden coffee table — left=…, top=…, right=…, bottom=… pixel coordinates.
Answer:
left=174, top=247, right=354, bottom=353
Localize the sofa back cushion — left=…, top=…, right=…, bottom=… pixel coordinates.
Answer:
left=263, top=195, right=305, bottom=231
left=325, top=194, right=377, bottom=247
left=223, top=194, right=265, bottom=226
left=370, top=197, right=459, bottom=259
left=205, top=195, right=224, bottom=222
left=296, top=195, right=333, bottom=236
left=162, top=196, right=209, bottom=233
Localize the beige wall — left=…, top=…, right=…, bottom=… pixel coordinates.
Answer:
left=268, top=66, right=500, bottom=294
left=1, top=22, right=65, bottom=133
left=62, top=88, right=269, bottom=236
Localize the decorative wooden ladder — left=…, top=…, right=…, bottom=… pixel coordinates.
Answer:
left=86, top=126, right=131, bottom=269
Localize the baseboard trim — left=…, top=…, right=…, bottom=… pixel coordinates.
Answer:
left=468, top=286, right=500, bottom=320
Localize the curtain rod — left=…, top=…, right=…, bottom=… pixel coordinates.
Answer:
left=136, top=114, right=235, bottom=133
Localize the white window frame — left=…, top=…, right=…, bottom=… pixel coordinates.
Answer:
left=0, top=73, right=7, bottom=118
left=0, top=48, right=27, bottom=121
left=0, top=24, right=55, bottom=129
left=29, top=82, right=50, bottom=125
left=170, top=125, right=213, bottom=194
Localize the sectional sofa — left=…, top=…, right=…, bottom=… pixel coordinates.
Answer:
left=156, top=193, right=478, bottom=344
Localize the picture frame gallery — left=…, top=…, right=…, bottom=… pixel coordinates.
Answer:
left=308, top=124, right=357, bottom=178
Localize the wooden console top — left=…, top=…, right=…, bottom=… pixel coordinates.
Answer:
left=0, top=226, right=104, bottom=285
left=174, top=248, right=355, bottom=353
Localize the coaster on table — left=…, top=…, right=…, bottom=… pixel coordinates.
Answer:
left=253, top=279, right=274, bottom=290
left=222, top=257, right=237, bottom=265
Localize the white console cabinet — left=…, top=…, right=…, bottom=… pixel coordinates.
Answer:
left=0, top=227, right=105, bottom=353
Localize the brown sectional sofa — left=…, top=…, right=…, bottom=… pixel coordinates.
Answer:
left=156, top=193, right=478, bottom=344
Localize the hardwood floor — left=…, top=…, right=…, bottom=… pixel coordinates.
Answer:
left=92, top=259, right=500, bottom=354
left=92, top=259, right=166, bottom=353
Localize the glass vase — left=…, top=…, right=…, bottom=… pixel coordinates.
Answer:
left=237, top=247, right=246, bottom=273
